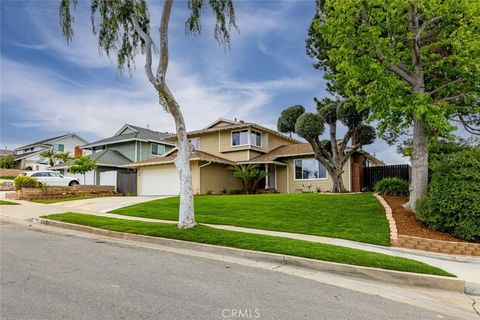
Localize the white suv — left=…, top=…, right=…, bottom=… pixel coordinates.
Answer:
left=20, top=171, right=80, bottom=187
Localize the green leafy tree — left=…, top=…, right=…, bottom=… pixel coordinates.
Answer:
left=60, top=0, right=237, bottom=228
left=69, top=156, right=97, bottom=185
left=40, top=149, right=58, bottom=167
left=229, top=164, right=268, bottom=194
left=55, top=151, right=73, bottom=163
left=278, top=99, right=375, bottom=192
left=0, top=155, right=15, bottom=169
left=307, top=0, right=480, bottom=210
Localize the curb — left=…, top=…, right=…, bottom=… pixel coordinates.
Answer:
left=35, top=218, right=465, bottom=293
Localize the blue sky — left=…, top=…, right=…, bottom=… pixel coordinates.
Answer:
left=1, top=0, right=409, bottom=163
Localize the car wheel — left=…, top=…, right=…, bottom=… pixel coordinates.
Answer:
left=69, top=181, right=79, bottom=187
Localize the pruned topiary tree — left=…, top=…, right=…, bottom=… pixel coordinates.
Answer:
left=278, top=99, right=375, bottom=192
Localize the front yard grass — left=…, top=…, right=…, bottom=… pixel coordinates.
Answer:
left=111, top=193, right=390, bottom=246
left=0, top=200, right=19, bottom=205
left=42, top=213, right=453, bottom=277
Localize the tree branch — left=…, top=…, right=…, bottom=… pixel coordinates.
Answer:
left=156, top=0, right=173, bottom=83
left=428, top=78, right=466, bottom=96
left=130, top=13, right=157, bottom=86
left=382, top=60, right=416, bottom=85
left=436, top=93, right=465, bottom=103
left=456, top=114, right=480, bottom=135
left=418, top=16, right=441, bottom=36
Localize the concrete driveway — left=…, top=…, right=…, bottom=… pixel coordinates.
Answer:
left=0, top=196, right=167, bottom=221
left=52, top=196, right=167, bottom=212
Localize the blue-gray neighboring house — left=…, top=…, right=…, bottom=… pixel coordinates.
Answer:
left=50, top=124, right=175, bottom=194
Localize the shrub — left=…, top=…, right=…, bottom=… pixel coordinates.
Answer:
left=416, top=148, right=480, bottom=241
left=374, top=178, right=409, bottom=196
left=13, top=176, right=39, bottom=190
left=206, top=190, right=214, bottom=195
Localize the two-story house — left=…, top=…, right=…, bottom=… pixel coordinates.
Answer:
left=50, top=124, right=175, bottom=192
left=14, top=133, right=88, bottom=171
left=127, top=119, right=383, bottom=195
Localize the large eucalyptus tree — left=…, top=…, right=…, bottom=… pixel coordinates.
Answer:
left=59, top=0, right=237, bottom=228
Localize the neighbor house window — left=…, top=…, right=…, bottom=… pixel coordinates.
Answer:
left=189, top=138, right=200, bottom=150
left=232, top=129, right=261, bottom=147
left=52, top=144, right=64, bottom=152
left=294, top=159, right=327, bottom=180
left=151, top=143, right=166, bottom=155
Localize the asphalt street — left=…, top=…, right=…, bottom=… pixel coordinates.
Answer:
left=0, top=222, right=461, bottom=320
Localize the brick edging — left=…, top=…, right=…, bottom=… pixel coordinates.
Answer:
left=373, top=193, right=399, bottom=246
left=374, top=194, right=480, bottom=257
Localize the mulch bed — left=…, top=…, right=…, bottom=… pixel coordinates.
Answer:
left=382, top=195, right=464, bottom=242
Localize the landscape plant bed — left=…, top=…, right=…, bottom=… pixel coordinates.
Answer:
left=32, top=194, right=122, bottom=204
left=110, top=193, right=390, bottom=246
left=383, top=196, right=463, bottom=242
left=42, top=213, right=453, bottom=277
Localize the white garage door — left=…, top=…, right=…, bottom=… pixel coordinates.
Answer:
left=139, top=166, right=180, bottom=196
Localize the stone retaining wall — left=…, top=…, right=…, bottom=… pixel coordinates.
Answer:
left=0, top=169, right=26, bottom=177
left=9, top=185, right=117, bottom=201
left=374, top=193, right=480, bottom=256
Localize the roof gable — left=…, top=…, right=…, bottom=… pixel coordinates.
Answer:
left=204, top=118, right=237, bottom=129
left=15, top=133, right=89, bottom=151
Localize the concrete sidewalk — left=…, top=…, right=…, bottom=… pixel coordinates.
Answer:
left=1, top=197, right=479, bottom=295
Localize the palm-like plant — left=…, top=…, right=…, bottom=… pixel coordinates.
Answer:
left=39, top=149, right=57, bottom=166
left=229, top=164, right=268, bottom=194
left=55, top=151, right=73, bottom=163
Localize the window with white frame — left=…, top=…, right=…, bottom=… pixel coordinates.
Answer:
left=232, top=129, right=261, bottom=147
left=189, top=138, right=200, bottom=150
left=250, top=130, right=261, bottom=147
left=151, top=143, right=166, bottom=155
left=294, top=158, right=327, bottom=180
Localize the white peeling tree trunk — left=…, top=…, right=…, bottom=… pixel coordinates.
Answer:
left=170, top=105, right=196, bottom=228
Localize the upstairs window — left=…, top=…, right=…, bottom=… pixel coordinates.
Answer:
left=52, top=144, right=64, bottom=152
left=232, top=129, right=261, bottom=147
left=294, top=159, right=327, bottom=180
left=250, top=130, right=261, bottom=147
left=152, top=143, right=166, bottom=155
left=189, top=138, right=200, bottom=150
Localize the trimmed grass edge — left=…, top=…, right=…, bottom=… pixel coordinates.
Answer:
left=41, top=213, right=454, bottom=278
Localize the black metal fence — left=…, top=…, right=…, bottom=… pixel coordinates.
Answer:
left=363, top=164, right=411, bottom=190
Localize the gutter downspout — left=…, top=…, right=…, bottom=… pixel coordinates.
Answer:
left=198, top=161, right=212, bottom=194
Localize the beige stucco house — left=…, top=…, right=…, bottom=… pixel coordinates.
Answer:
left=126, top=119, right=383, bottom=195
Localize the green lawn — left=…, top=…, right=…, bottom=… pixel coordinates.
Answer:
left=42, top=213, right=452, bottom=277
left=111, top=193, right=390, bottom=246
left=0, top=200, right=19, bottom=205
left=33, top=195, right=117, bottom=204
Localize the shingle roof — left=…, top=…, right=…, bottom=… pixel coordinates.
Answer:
left=246, top=143, right=315, bottom=163
left=124, top=150, right=235, bottom=168
left=15, top=133, right=74, bottom=150
left=49, top=150, right=132, bottom=169
left=82, top=124, right=174, bottom=148
left=245, top=143, right=384, bottom=165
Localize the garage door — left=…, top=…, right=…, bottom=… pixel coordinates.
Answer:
left=139, top=166, right=180, bottom=196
